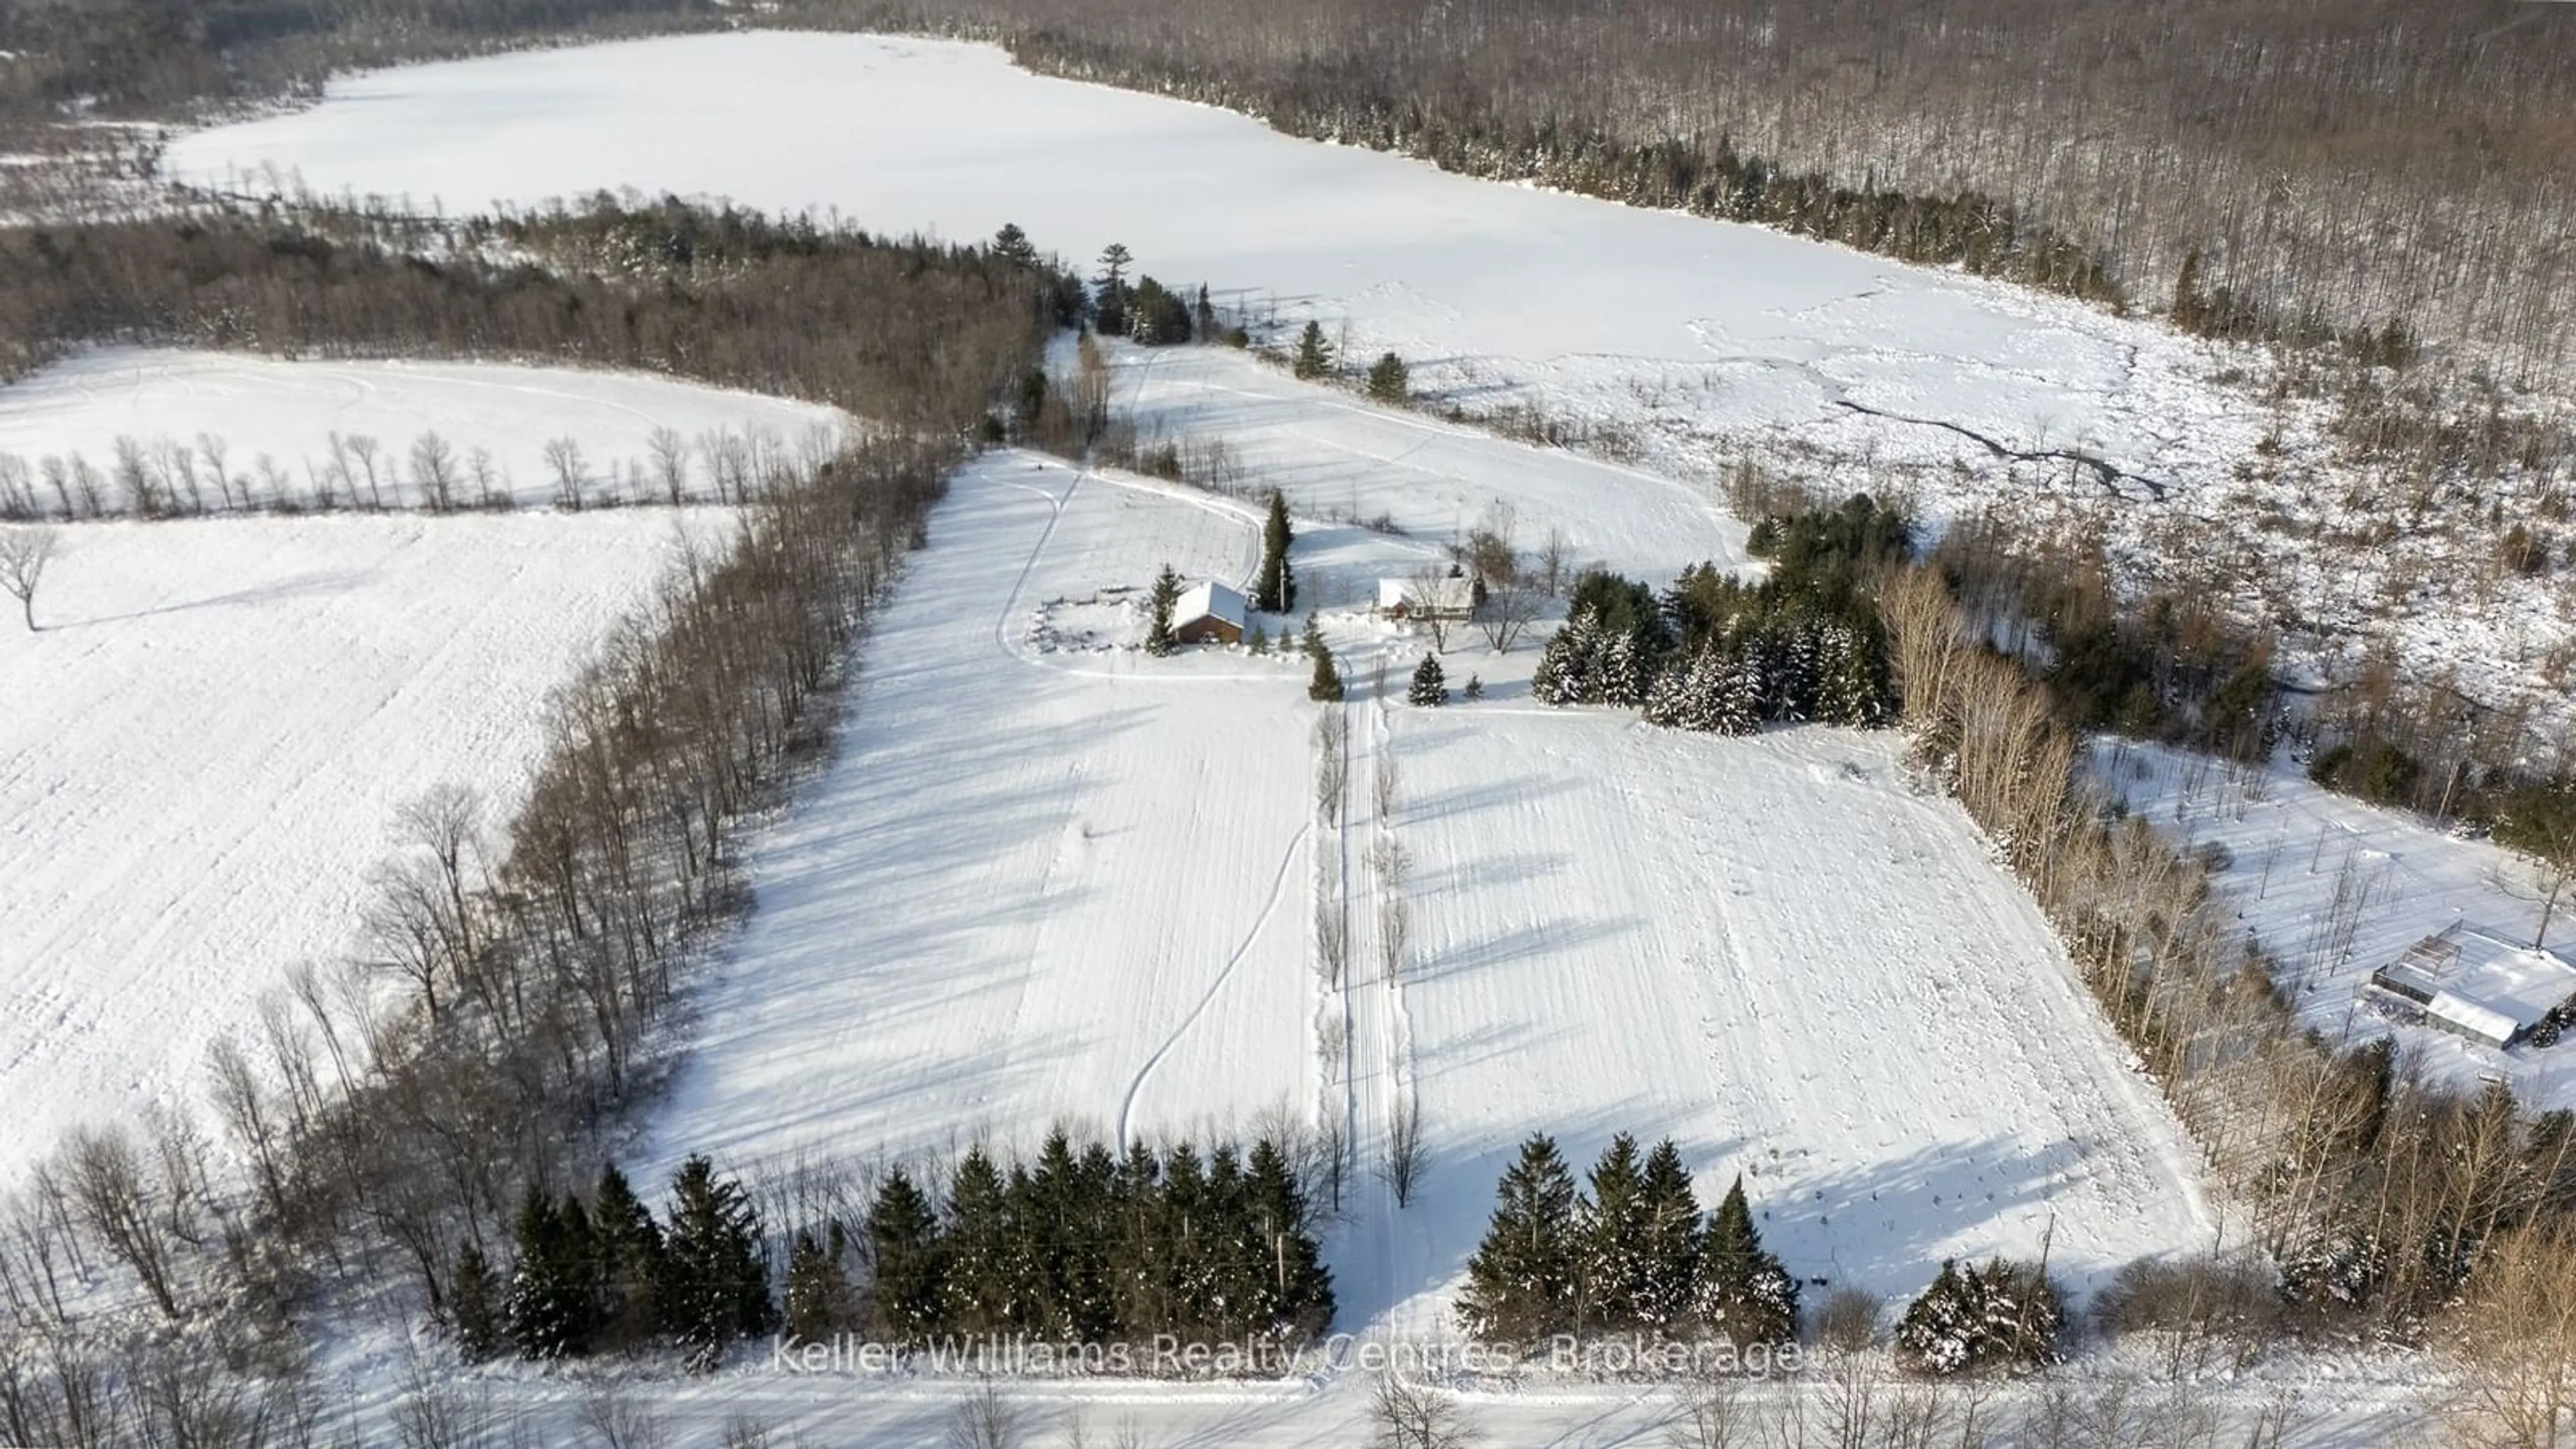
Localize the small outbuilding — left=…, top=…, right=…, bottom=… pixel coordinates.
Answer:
left=1173, top=580, right=1247, bottom=645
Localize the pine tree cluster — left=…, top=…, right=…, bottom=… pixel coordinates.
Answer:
left=1532, top=497, right=1906, bottom=730
left=860, top=1131, right=1335, bottom=1348
left=1457, top=1134, right=1797, bottom=1349
left=488, top=1157, right=775, bottom=1371
left=1891, top=1256, right=2068, bottom=1375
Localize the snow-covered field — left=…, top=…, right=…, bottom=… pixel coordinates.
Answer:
left=0, top=347, right=842, bottom=513
left=0, top=507, right=719, bottom=1181
left=164, top=30, right=2568, bottom=741
left=2094, top=740, right=2576, bottom=1106
left=649, top=444, right=2211, bottom=1346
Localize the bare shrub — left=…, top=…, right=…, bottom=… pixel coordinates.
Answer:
left=1813, top=1287, right=1882, bottom=1353
left=1370, top=1372, right=1479, bottom=1449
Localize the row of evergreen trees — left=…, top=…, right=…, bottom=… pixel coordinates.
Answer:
left=847, top=1132, right=1334, bottom=1348
left=1458, top=1134, right=1798, bottom=1348
left=453, top=1157, right=774, bottom=1371
left=455, top=1136, right=1337, bottom=1369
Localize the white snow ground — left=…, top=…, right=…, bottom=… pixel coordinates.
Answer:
left=165, top=31, right=2569, bottom=742
left=2094, top=739, right=2576, bottom=1107
left=0, top=347, right=843, bottom=513
left=0, top=508, right=721, bottom=1182
left=649, top=447, right=2212, bottom=1350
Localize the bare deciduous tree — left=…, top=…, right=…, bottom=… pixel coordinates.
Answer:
left=61, top=1126, right=182, bottom=1318
left=0, top=525, right=60, bottom=632
left=410, top=431, right=460, bottom=513
left=1475, top=585, right=1542, bottom=653
left=543, top=436, right=590, bottom=511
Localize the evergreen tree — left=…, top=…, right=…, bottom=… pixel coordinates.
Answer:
left=1245, top=1139, right=1336, bottom=1340
left=1575, top=1134, right=1651, bottom=1335
left=1248, top=625, right=1271, bottom=655
left=1256, top=490, right=1298, bottom=613
left=1894, top=1258, right=1979, bottom=1374
left=865, top=1167, right=947, bottom=1342
left=1407, top=653, right=1448, bottom=706
left=1366, top=351, right=1409, bottom=403
left=1291, top=320, right=1334, bottom=380
left=1635, top=1140, right=1703, bottom=1333
left=1457, top=1134, right=1580, bottom=1345
left=1145, top=564, right=1181, bottom=656
left=1106, top=1140, right=1169, bottom=1335
left=991, top=223, right=1038, bottom=269
left=1094, top=242, right=1134, bottom=335
left=943, top=1148, right=1017, bottom=1334
left=1308, top=647, right=1345, bottom=702
left=1599, top=631, right=1649, bottom=708
left=1201, top=1144, right=1261, bottom=1338
left=590, top=1163, right=667, bottom=1351
left=1161, top=1144, right=1220, bottom=1338
left=784, top=1224, right=854, bottom=1344
left=657, top=1156, right=775, bottom=1371
left=1532, top=612, right=1601, bottom=706
left=504, top=1185, right=596, bottom=1360
left=1193, top=282, right=1218, bottom=337
left=1698, top=1175, right=1798, bottom=1346
left=450, top=1236, right=502, bottom=1362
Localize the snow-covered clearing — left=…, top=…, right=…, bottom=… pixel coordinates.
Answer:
left=0, top=508, right=720, bottom=1181
left=2094, top=740, right=2576, bottom=1106
left=0, top=347, right=843, bottom=513
left=164, top=31, right=2567, bottom=739
left=647, top=451, right=1316, bottom=1179
left=649, top=445, right=2211, bottom=1350
left=1104, top=339, right=1743, bottom=591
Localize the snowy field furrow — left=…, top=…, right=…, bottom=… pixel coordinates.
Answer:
left=0, top=508, right=722, bottom=1179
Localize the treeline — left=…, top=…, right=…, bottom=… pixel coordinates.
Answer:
left=1532, top=494, right=1903, bottom=733
left=466, top=1131, right=1334, bottom=1374
left=0, top=0, right=716, bottom=140
left=773, top=0, right=2575, bottom=380
left=0, top=195, right=1067, bottom=434
left=0, top=421, right=822, bottom=520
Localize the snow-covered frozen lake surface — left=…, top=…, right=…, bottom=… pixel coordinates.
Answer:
left=169, top=32, right=2253, bottom=487
left=0, top=505, right=723, bottom=1181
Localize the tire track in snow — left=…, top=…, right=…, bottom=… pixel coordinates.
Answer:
left=1116, top=818, right=1313, bottom=1151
